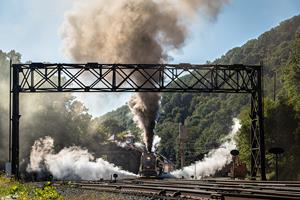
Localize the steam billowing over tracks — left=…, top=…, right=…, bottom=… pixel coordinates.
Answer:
left=54, top=179, right=300, bottom=200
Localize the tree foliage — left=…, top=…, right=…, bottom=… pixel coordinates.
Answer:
left=237, top=22, right=300, bottom=180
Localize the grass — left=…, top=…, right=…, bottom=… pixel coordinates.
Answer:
left=0, top=174, right=62, bottom=200
left=0, top=174, right=142, bottom=200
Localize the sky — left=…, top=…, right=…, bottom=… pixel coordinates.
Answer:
left=0, top=0, right=300, bottom=116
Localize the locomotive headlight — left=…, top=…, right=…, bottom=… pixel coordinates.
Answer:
left=146, top=156, right=151, bottom=160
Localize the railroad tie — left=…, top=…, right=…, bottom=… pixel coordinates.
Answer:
left=210, top=193, right=224, bottom=200
left=172, top=191, right=181, bottom=197
left=115, top=186, right=122, bottom=190
left=158, top=189, right=167, bottom=196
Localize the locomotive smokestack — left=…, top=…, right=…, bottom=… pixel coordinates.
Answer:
left=60, top=0, right=228, bottom=151
left=128, top=93, right=160, bottom=152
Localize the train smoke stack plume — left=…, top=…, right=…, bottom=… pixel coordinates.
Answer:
left=128, top=93, right=160, bottom=152
left=60, top=0, right=229, bottom=151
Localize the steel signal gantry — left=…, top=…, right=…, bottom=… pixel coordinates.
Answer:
left=10, top=63, right=266, bottom=180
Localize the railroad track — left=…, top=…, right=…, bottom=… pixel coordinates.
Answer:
left=55, top=179, right=300, bottom=200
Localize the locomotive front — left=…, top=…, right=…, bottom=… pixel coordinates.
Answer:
left=139, top=152, right=162, bottom=177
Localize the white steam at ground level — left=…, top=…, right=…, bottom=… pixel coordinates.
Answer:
left=27, top=136, right=136, bottom=180
left=171, top=118, right=241, bottom=179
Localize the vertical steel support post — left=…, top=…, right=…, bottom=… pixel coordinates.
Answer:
left=250, top=91, right=258, bottom=179
left=57, top=64, right=62, bottom=91
left=9, top=60, right=12, bottom=163
left=257, top=66, right=266, bottom=180
left=250, top=66, right=266, bottom=180
left=11, top=64, right=20, bottom=178
left=112, top=65, right=116, bottom=91
left=159, top=66, right=164, bottom=89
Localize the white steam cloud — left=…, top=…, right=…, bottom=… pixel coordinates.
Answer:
left=172, top=118, right=241, bottom=179
left=152, top=135, right=161, bottom=152
left=27, top=136, right=136, bottom=180
left=60, top=0, right=229, bottom=152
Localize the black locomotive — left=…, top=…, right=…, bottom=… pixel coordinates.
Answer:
left=139, top=152, right=164, bottom=177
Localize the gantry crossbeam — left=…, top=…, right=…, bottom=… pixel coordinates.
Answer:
left=15, top=63, right=257, bottom=93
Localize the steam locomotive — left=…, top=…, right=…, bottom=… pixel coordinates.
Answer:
left=139, top=152, right=164, bottom=177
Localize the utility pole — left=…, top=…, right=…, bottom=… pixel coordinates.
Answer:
left=179, top=123, right=187, bottom=169
left=273, top=70, right=277, bottom=101
left=194, top=161, right=197, bottom=179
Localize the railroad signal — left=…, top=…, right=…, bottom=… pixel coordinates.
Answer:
left=268, top=147, right=284, bottom=181
left=112, top=173, right=118, bottom=183
left=230, top=149, right=239, bottom=156
left=230, top=149, right=239, bottom=179
left=268, top=147, right=284, bottom=155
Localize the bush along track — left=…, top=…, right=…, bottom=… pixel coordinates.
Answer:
left=0, top=174, right=62, bottom=200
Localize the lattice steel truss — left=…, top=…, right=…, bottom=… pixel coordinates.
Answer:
left=10, top=63, right=266, bottom=180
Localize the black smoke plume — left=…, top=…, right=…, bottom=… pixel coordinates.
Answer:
left=60, top=0, right=229, bottom=152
